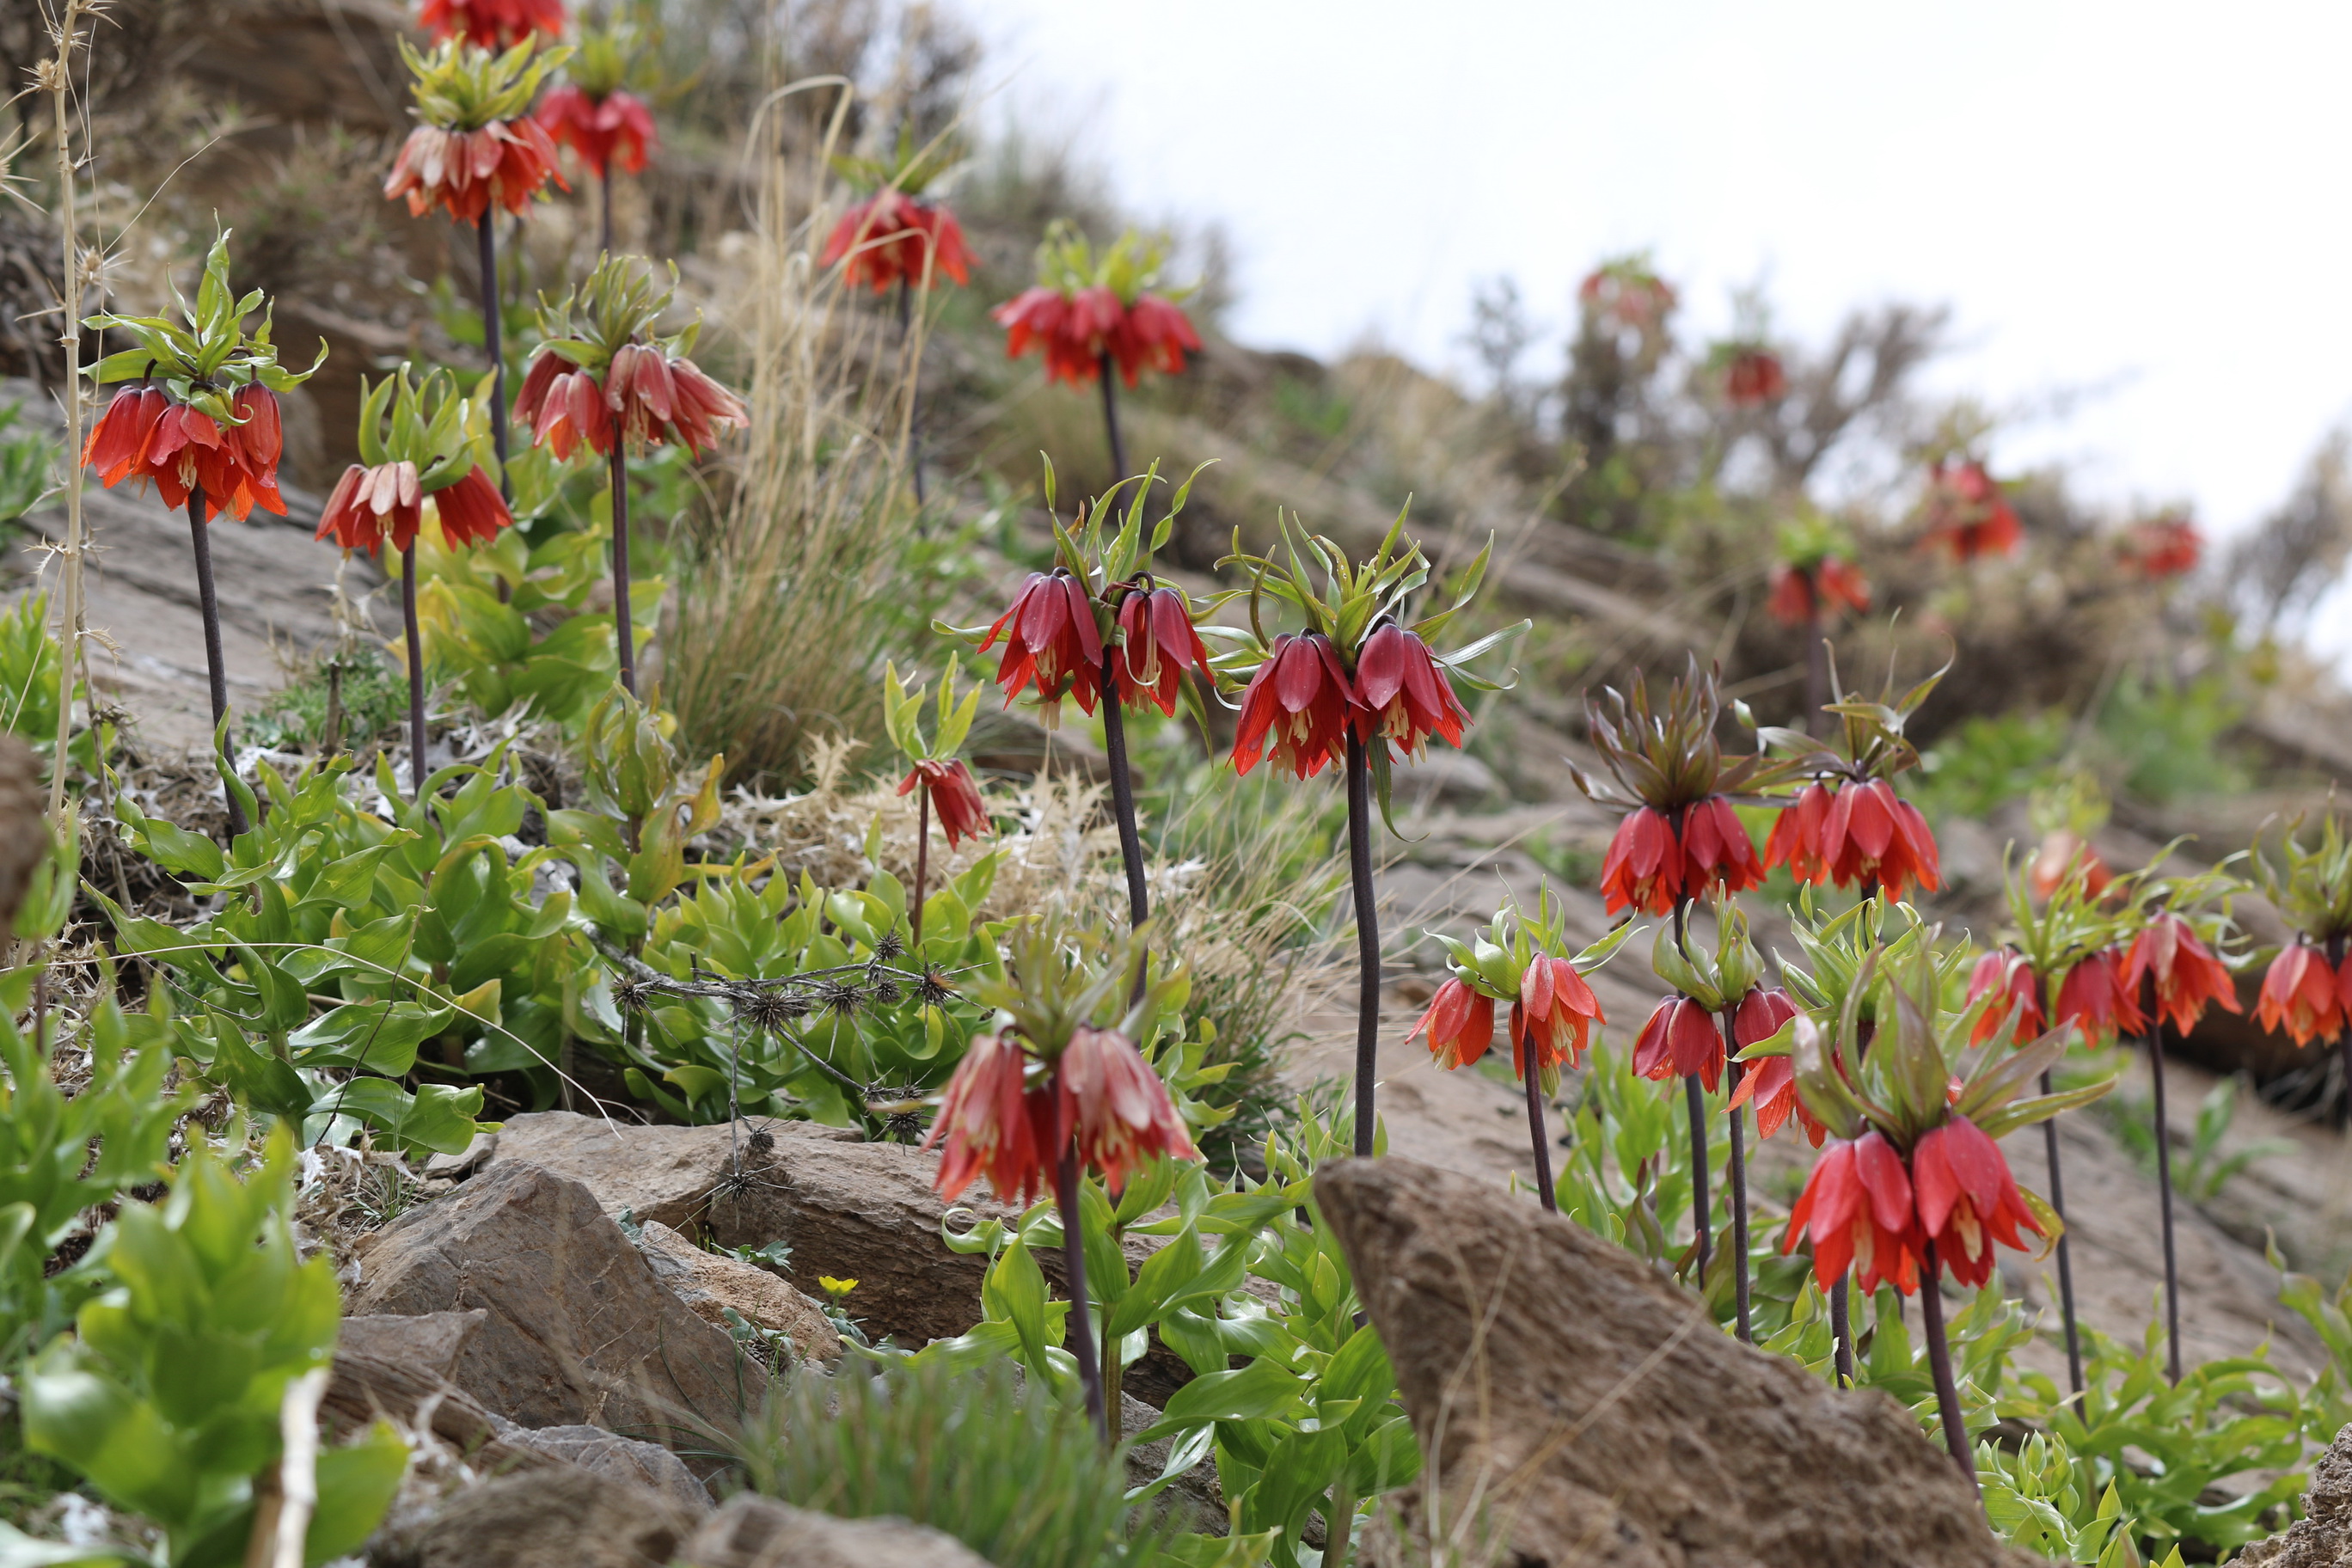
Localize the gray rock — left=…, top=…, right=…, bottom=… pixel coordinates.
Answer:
left=348, top=1161, right=759, bottom=1446
left=485, top=1419, right=711, bottom=1514
left=1316, top=1155, right=2037, bottom=1568
left=1120, top=1391, right=1227, bottom=1537
left=2239, top=1420, right=2352, bottom=1566
left=677, top=1494, right=996, bottom=1568
left=634, top=1219, right=842, bottom=1363
left=368, top=1466, right=695, bottom=1568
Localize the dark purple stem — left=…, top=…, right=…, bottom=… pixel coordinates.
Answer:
left=185, top=488, right=248, bottom=838
left=610, top=440, right=635, bottom=695
left=1721, top=1006, right=1751, bottom=1343
left=911, top=781, right=929, bottom=952
left=2036, top=972, right=2084, bottom=1399
left=476, top=213, right=510, bottom=505
left=1523, top=1047, right=1556, bottom=1212
left=1920, top=1239, right=1977, bottom=1486
left=2147, top=993, right=2182, bottom=1385
left=401, top=542, right=426, bottom=803
left=1096, top=352, right=1128, bottom=482
left=1345, top=732, right=1380, bottom=1159
left=900, top=277, right=927, bottom=506
left=1055, top=1127, right=1109, bottom=1442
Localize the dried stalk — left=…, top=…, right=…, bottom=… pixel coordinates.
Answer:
left=39, top=0, right=95, bottom=824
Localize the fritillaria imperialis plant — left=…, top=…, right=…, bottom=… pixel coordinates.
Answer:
left=517, top=254, right=749, bottom=692
left=537, top=19, right=658, bottom=253
left=315, top=364, right=514, bottom=799
left=2119, top=515, right=2202, bottom=581
left=1413, top=889, right=1632, bottom=1210
left=420, top=0, right=564, bottom=49
left=1223, top=512, right=1522, bottom=1156
left=821, top=128, right=972, bottom=503
left=384, top=38, right=571, bottom=496
left=922, top=919, right=1199, bottom=1439
left=2251, top=816, right=2352, bottom=1060
left=882, top=656, right=990, bottom=954
left=1578, top=255, right=1677, bottom=334
left=81, top=232, right=323, bottom=837
left=1783, top=945, right=2110, bottom=1478
left=1758, top=656, right=1944, bottom=902
left=1922, top=456, right=2022, bottom=560
left=948, top=462, right=1213, bottom=968
left=1718, top=342, right=1788, bottom=407
left=1764, top=514, right=1871, bottom=724
left=993, top=223, right=1202, bottom=479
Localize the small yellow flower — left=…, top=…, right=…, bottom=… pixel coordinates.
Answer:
left=818, top=1276, right=859, bottom=1301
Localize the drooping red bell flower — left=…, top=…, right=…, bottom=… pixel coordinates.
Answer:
left=2052, top=948, right=2147, bottom=1046
left=1681, top=795, right=1766, bottom=898
left=1600, top=806, right=1681, bottom=916
left=83, top=383, right=287, bottom=523
left=513, top=351, right=612, bottom=460
left=514, top=341, right=748, bottom=461
left=384, top=119, right=567, bottom=224
left=1112, top=586, right=1212, bottom=717
left=1633, top=995, right=1724, bottom=1093
left=1060, top=1026, right=1200, bottom=1197
left=536, top=83, right=658, bottom=181
left=823, top=188, right=975, bottom=294
left=897, top=757, right=991, bottom=848
left=2258, top=944, right=2349, bottom=1046
left=923, top=1031, right=1054, bottom=1207
left=1782, top=1130, right=1923, bottom=1296
left=1819, top=779, right=1940, bottom=899
left=1579, top=260, right=1676, bottom=331
left=1410, top=978, right=1496, bottom=1071
left=1724, top=348, right=1787, bottom=407
left=1911, top=1115, right=2044, bottom=1290
left=994, top=285, right=1202, bottom=388
left=1766, top=556, right=1871, bottom=627
left=1112, top=296, right=1203, bottom=384
left=1356, top=622, right=1470, bottom=761
left=977, top=572, right=1105, bottom=723
left=2120, top=517, right=2201, bottom=581
left=315, top=461, right=421, bottom=553
left=2123, top=915, right=2242, bottom=1035
left=1923, top=458, right=2023, bottom=560
left=432, top=465, right=516, bottom=548
left=1510, top=955, right=1603, bottom=1079
left=1967, top=949, right=2045, bottom=1045
left=1725, top=988, right=1824, bottom=1145
left=1232, top=632, right=1357, bottom=781
left=1762, top=784, right=1832, bottom=885
left=419, top=0, right=565, bottom=49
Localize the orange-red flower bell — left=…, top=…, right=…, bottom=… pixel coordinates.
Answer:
left=1510, top=955, right=1602, bottom=1079
left=1783, top=1130, right=1924, bottom=1296
left=1232, top=632, right=1357, bottom=781
left=536, top=83, right=657, bottom=181
left=1112, top=586, right=1211, bottom=717
left=2123, top=914, right=2241, bottom=1035
left=1060, top=1026, right=1199, bottom=1197
left=897, top=757, right=990, bottom=848
left=979, top=572, right=1106, bottom=723
left=1356, top=623, right=1470, bottom=762
left=1411, top=978, right=1496, bottom=1071
left=2258, top=944, right=2349, bottom=1045
left=420, top=0, right=564, bottom=49
left=923, top=1031, right=1054, bottom=1207
left=1911, top=1115, right=2044, bottom=1289
left=1633, top=995, right=1724, bottom=1093
left=823, top=189, right=975, bottom=294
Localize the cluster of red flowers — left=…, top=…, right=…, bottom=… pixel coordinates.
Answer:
left=1922, top=459, right=2022, bottom=560
left=1409, top=958, right=1606, bottom=1080
left=1578, top=264, right=1675, bottom=332
left=514, top=343, right=749, bottom=460
left=1597, top=799, right=1761, bottom=916
left=1766, top=556, right=1871, bottom=627
left=1965, top=916, right=2240, bottom=1050
left=384, top=119, right=567, bottom=224
left=922, top=1027, right=1196, bottom=1206
left=1724, top=348, right=1787, bottom=407
left=420, top=0, right=564, bottom=48
left=2119, top=517, right=2202, bottom=581
left=993, top=287, right=1201, bottom=388
left=1229, top=625, right=1467, bottom=781
left=315, top=462, right=511, bottom=554
left=2260, top=942, right=2352, bottom=1044
left=895, top=757, right=990, bottom=849
left=1763, top=781, right=1941, bottom=901
left=83, top=384, right=286, bottom=523
left=536, top=83, right=657, bottom=181
left=1783, top=1117, right=2043, bottom=1295
left=822, top=190, right=975, bottom=293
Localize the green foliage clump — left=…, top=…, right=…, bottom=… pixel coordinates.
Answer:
left=0, top=404, right=58, bottom=527
left=250, top=645, right=409, bottom=754
left=1911, top=710, right=2069, bottom=824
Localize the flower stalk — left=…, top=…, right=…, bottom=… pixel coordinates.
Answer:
left=2146, top=1006, right=2182, bottom=1383
left=1097, top=351, right=1129, bottom=482
left=401, top=545, right=427, bottom=799
left=478, top=216, right=510, bottom=501
left=1345, top=732, right=1380, bottom=1158
left=1919, top=1240, right=1975, bottom=1485
left=1720, top=1003, right=1752, bottom=1341
left=1053, top=1130, right=1109, bottom=1440
left=42, top=0, right=95, bottom=825
left=184, top=487, right=248, bottom=838
left=609, top=438, right=635, bottom=692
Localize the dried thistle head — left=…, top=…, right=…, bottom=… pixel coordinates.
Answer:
left=612, top=975, right=657, bottom=1014
left=818, top=978, right=866, bottom=1018
left=912, top=969, right=955, bottom=1010
left=872, top=929, right=906, bottom=964
left=865, top=969, right=903, bottom=1009
left=738, top=986, right=809, bottom=1036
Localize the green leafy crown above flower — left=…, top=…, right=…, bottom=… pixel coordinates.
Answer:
left=533, top=252, right=699, bottom=377
left=1571, top=659, right=1790, bottom=812
left=83, top=232, right=324, bottom=420
left=402, top=37, right=572, bottom=133
left=833, top=122, right=966, bottom=199
left=883, top=654, right=982, bottom=766
left=1032, top=221, right=1191, bottom=307
left=2252, top=813, right=2352, bottom=944
left=354, top=364, right=499, bottom=495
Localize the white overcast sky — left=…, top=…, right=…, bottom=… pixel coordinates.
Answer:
left=974, top=0, right=2352, bottom=579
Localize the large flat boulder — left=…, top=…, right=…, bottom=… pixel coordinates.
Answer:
left=1315, top=1156, right=2035, bottom=1568
left=370, top=1467, right=696, bottom=1568
left=349, top=1161, right=756, bottom=1445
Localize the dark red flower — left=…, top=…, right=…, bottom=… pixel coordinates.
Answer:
left=993, top=285, right=1201, bottom=388
left=1725, top=989, right=1823, bottom=1145
left=1599, top=805, right=1681, bottom=916
left=2121, top=517, right=2201, bottom=580
left=923, top=1031, right=1052, bottom=1206
left=2123, top=914, right=2241, bottom=1035
left=897, top=757, right=990, bottom=848
left=84, top=384, right=286, bottom=522
left=822, top=189, right=975, bottom=293
left=1911, top=1115, right=2043, bottom=1289
left=1355, top=623, right=1470, bottom=760
left=1633, top=995, right=1724, bottom=1093
left=1680, top=795, right=1765, bottom=900
left=315, top=462, right=421, bottom=554
left=536, top=83, right=658, bottom=181
left=1231, top=633, right=1357, bottom=781
left=1724, top=348, right=1787, bottom=406
left=2052, top=948, right=2147, bottom=1046
left=1810, top=780, right=1939, bottom=900
left=1762, top=783, right=1833, bottom=885
left=2258, top=945, right=2349, bottom=1046
left=602, top=344, right=750, bottom=456
left=383, top=119, right=567, bottom=224
left=1923, top=459, right=2022, bottom=560
left=432, top=465, right=516, bottom=549
left=1579, top=264, right=1676, bottom=331
left=1112, top=586, right=1211, bottom=716
left=1766, top=556, right=1871, bottom=627
left=1967, top=949, right=2044, bottom=1045
left=1510, top=955, right=1603, bottom=1079
left=1060, top=1026, right=1198, bottom=1197
left=1412, top=978, right=1496, bottom=1071
left=977, top=572, right=1104, bottom=722
left=1783, top=1130, right=1923, bottom=1296
left=2028, top=829, right=2112, bottom=903
left=514, top=350, right=611, bottom=460
left=419, top=0, right=564, bottom=48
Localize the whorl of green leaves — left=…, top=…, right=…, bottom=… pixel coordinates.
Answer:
left=972, top=917, right=1173, bottom=1061
left=882, top=654, right=980, bottom=766
left=2250, top=812, right=2352, bottom=943
left=1031, top=220, right=1187, bottom=305
left=832, top=121, right=965, bottom=199
left=1428, top=884, right=1638, bottom=1004
left=1572, top=657, right=1796, bottom=812
left=400, top=36, right=571, bottom=132
left=1755, top=646, right=1950, bottom=785
left=533, top=252, right=695, bottom=376
left=354, top=363, right=500, bottom=495
left=82, top=232, right=325, bottom=421
left=1648, top=893, right=1761, bottom=1011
